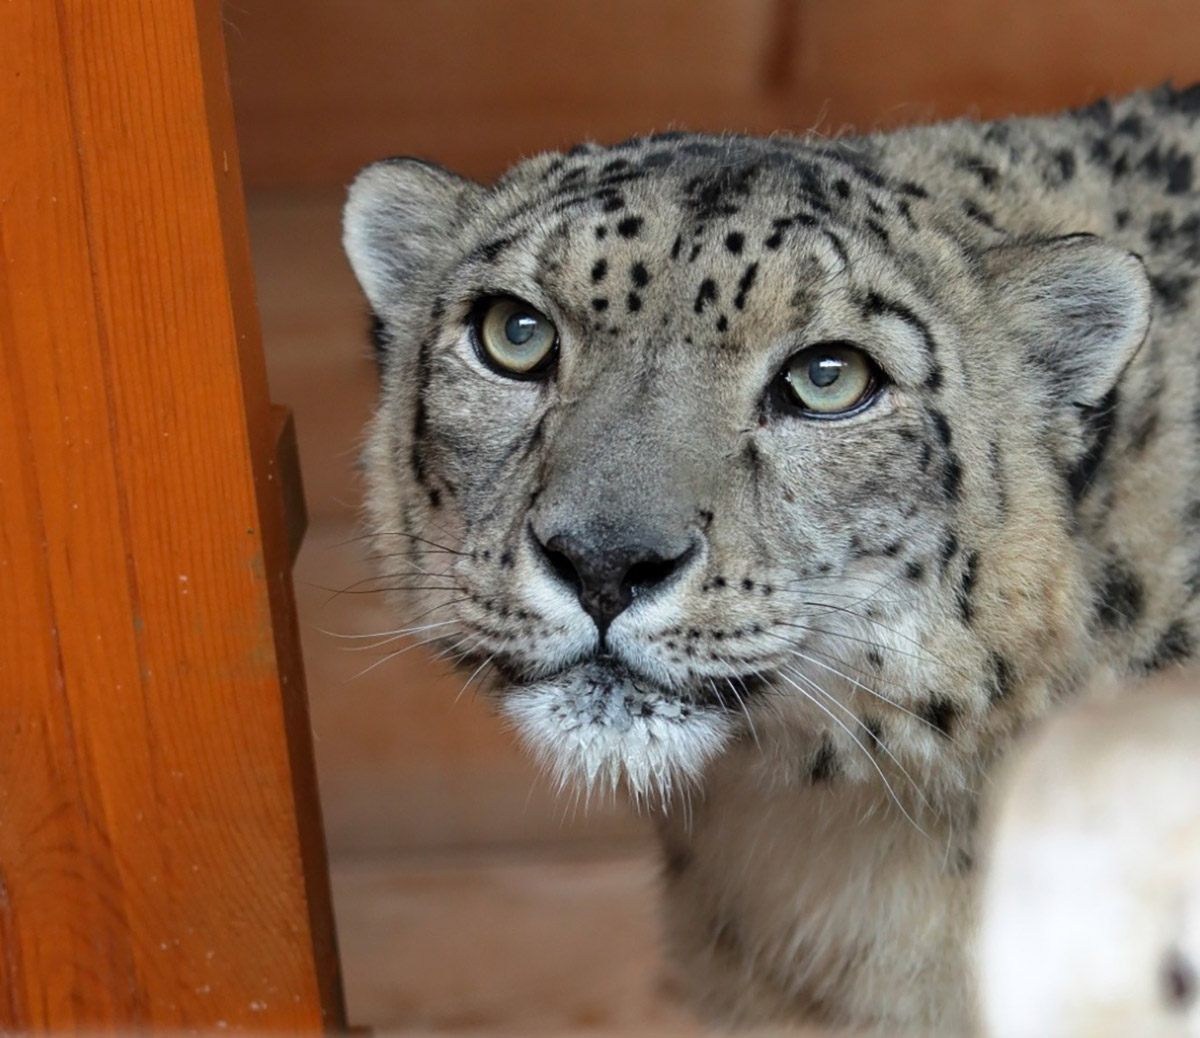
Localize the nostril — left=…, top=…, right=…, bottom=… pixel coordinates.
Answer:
left=624, top=549, right=690, bottom=598
left=543, top=544, right=582, bottom=594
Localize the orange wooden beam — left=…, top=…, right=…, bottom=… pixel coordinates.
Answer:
left=0, top=0, right=344, bottom=1030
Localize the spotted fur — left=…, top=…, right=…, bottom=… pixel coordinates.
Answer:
left=343, top=85, right=1200, bottom=1034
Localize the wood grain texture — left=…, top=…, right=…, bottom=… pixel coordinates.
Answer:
left=226, top=0, right=1200, bottom=188
left=0, top=0, right=343, bottom=1029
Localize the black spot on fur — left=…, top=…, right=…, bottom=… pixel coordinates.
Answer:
left=1053, top=148, right=1077, bottom=183
left=921, top=695, right=957, bottom=738
left=863, top=716, right=884, bottom=751
left=725, top=231, right=745, bottom=255
left=591, top=259, right=608, bottom=283
left=1161, top=946, right=1198, bottom=1012
left=1073, top=96, right=1113, bottom=127
left=1116, top=113, right=1145, bottom=138
left=743, top=441, right=762, bottom=477
left=809, top=737, right=838, bottom=783
left=963, top=199, right=998, bottom=229
left=427, top=487, right=441, bottom=508
left=670, top=234, right=683, bottom=259
left=1069, top=387, right=1120, bottom=501
left=716, top=314, right=728, bottom=332
left=631, top=261, right=650, bottom=288
left=940, top=532, right=959, bottom=570
left=834, top=178, right=851, bottom=199
left=1159, top=80, right=1200, bottom=115
left=942, top=455, right=963, bottom=500
left=865, top=219, right=889, bottom=243
left=905, top=560, right=925, bottom=581
left=929, top=409, right=962, bottom=499
left=1143, top=620, right=1194, bottom=671
left=955, top=154, right=999, bottom=190
left=626, top=292, right=642, bottom=312
left=958, top=551, right=980, bottom=624
left=822, top=229, right=849, bottom=267
left=1151, top=272, right=1194, bottom=310
left=616, top=216, right=643, bottom=238
left=591, top=297, right=609, bottom=312
left=479, top=236, right=514, bottom=262
left=694, top=278, right=718, bottom=313
left=683, top=163, right=760, bottom=220
left=1169, top=152, right=1195, bottom=194
left=918, top=441, right=932, bottom=471
left=1096, top=559, right=1144, bottom=629
left=734, top=262, right=759, bottom=310
left=368, top=310, right=392, bottom=370
left=988, top=652, right=1015, bottom=702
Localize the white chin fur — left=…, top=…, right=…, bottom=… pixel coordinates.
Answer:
left=501, top=662, right=733, bottom=803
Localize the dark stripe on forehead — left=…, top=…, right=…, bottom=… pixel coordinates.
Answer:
left=863, top=293, right=936, bottom=353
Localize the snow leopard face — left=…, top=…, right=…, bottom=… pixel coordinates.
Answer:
left=343, top=130, right=1148, bottom=803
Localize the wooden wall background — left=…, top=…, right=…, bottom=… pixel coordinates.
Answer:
left=216, top=3, right=1200, bottom=1028
left=222, top=0, right=1200, bottom=859
left=227, top=0, right=1200, bottom=190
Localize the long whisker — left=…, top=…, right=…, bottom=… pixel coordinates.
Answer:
left=338, top=618, right=465, bottom=653
left=796, top=598, right=946, bottom=663
left=779, top=662, right=936, bottom=814
left=772, top=619, right=936, bottom=667
left=776, top=670, right=929, bottom=837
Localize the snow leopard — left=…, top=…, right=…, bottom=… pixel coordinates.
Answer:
left=341, top=84, right=1200, bottom=1034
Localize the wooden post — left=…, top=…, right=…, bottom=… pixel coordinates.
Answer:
left=0, top=0, right=345, bottom=1030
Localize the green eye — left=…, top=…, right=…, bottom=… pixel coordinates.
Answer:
left=476, top=297, right=558, bottom=375
left=782, top=343, right=879, bottom=416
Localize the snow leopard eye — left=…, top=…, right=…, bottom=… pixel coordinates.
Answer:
left=473, top=297, right=558, bottom=377
left=781, top=343, right=880, bottom=417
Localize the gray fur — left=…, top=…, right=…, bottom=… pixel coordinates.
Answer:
left=344, top=86, right=1200, bottom=1034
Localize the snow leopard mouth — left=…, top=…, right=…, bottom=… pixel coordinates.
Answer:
left=497, top=655, right=765, bottom=798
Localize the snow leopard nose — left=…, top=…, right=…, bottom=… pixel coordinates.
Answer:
left=535, top=530, right=697, bottom=639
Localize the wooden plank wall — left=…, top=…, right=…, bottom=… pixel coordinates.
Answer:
left=0, top=0, right=343, bottom=1028
left=226, top=0, right=1200, bottom=189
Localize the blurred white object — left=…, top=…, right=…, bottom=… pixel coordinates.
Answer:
left=980, top=676, right=1200, bottom=1037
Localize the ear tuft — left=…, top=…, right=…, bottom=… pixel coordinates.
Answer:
left=985, top=235, right=1151, bottom=406
left=342, top=157, right=482, bottom=314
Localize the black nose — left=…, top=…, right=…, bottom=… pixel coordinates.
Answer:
left=536, top=531, right=695, bottom=639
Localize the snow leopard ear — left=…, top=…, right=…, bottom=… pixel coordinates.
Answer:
left=984, top=233, right=1151, bottom=406
left=343, top=157, right=483, bottom=315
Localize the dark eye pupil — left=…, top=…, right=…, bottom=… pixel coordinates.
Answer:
left=506, top=313, right=537, bottom=345
left=809, top=356, right=843, bottom=388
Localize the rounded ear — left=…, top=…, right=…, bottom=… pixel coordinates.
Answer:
left=982, top=234, right=1151, bottom=406
left=342, top=157, right=483, bottom=315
